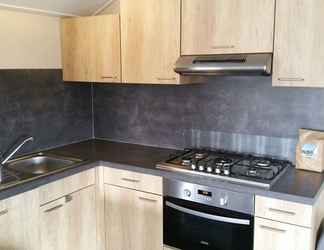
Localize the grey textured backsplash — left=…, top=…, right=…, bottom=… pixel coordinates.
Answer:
left=93, top=76, right=324, bottom=162
left=0, top=69, right=92, bottom=156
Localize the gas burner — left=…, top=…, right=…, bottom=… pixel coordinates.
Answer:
left=159, top=148, right=292, bottom=188
left=194, top=151, right=208, bottom=159
left=214, top=158, right=233, bottom=166
left=254, top=159, right=272, bottom=168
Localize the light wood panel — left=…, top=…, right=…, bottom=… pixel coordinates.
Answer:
left=273, top=0, right=324, bottom=87
left=254, top=217, right=312, bottom=250
left=0, top=189, right=40, bottom=250
left=255, top=195, right=313, bottom=228
left=181, top=0, right=275, bottom=55
left=105, top=184, right=163, bottom=250
left=40, top=186, right=97, bottom=250
left=120, top=0, right=180, bottom=84
left=104, top=167, right=162, bottom=195
left=39, top=169, right=95, bottom=204
left=61, top=15, right=121, bottom=83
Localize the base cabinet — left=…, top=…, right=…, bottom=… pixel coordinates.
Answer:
left=105, top=184, right=163, bottom=250
left=254, top=217, right=312, bottom=250
left=0, top=190, right=39, bottom=250
left=40, top=185, right=97, bottom=250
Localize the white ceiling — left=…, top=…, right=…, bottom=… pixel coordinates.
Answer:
left=0, top=0, right=112, bottom=16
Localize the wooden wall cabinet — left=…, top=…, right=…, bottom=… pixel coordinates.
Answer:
left=120, top=0, right=181, bottom=84
left=273, top=0, right=324, bottom=87
left=181, top=0, right=275, bottom=55
left=61, top=15, right=121, bottom=83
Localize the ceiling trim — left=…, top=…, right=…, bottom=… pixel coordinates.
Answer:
left=0, top=3, right=79, bottom=17
left=92, top=0, right=114, bottom=16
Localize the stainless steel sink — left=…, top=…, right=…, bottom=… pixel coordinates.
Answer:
left=6, top=153, right=83, bottom=176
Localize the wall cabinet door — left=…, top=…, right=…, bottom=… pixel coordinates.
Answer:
left=254, top=217, right=312, bottom=250
left=61, top=15, right=121, bottom=83
left=0, top=190, right=39, bottom=250
left=120, top=0, right=180, bottom=84
left=181, top=0, right=275, bottom=55
left=40, top=186, right=97, bottom=250
left=105, top=184, right=163, bottom=250
left=273, top=0, right=324, bottom=87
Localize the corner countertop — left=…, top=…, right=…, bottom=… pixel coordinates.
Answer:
left=1, top=139, right=323, bottom=205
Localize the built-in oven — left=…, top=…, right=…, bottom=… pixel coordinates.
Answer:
left=163, top=179, right=254, bottom=250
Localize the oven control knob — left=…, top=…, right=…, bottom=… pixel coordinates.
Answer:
left=199, top=165, right=205, bottom=171
left=220, top=196, right=228, bottom=206
left=184, top=189, right=192, bottom=197
left=191, top=164, right=197, bottom=170
left=215, top=168, right=221, bottom=174
left=207, top=166, right=213, bottom=173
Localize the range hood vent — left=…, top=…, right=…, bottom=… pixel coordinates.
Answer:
left=174, top=53, right=272, bottom=76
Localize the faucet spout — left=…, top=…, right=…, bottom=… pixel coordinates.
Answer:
left=1, top=136, right=34, bottom=166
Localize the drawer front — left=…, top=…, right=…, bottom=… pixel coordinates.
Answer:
left=104, top=167, right=162, bottom=195
left=39, top=169, right=95, bottom=205
left=255, top=195, right=313, bottom=227
left=254, top=217, right=312, bottom=250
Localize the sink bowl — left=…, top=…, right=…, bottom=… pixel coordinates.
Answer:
left=6, top=153, right=83, bottom=175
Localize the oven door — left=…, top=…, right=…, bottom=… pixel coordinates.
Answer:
left=164, top=197, right=254, bottom=250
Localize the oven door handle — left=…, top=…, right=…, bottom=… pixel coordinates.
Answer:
left=166, top=201, right=251, bottom=226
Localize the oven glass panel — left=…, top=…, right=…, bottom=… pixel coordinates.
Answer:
left=164, top=197, right=254, bottom=250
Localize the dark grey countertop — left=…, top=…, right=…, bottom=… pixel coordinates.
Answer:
left=1, top=139, right=323, bottom=205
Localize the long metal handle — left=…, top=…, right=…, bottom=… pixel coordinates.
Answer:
left=260, top=225, right=286, bottom=233
left=43, top=204, right=64, bottom=213
left=139, top=197, right=158, bottom=203
left=211, top=45, right=235, bottom=49
left=269, top=208, right=296, bottom=216
left=157, top=77, right=176, bottom=81
left=278, top=77, right=304, bottom=81
left=102, top=76, right=117, bottom=79
left=121, top=178, right=140, bottom=183
left=0, top=209, right=8, bottom=217
left=166, top=201, right=250, bottom=226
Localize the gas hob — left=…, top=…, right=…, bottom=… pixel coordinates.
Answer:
left=156, top=149, right=292, bottom=188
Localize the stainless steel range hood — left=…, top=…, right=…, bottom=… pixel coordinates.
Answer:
left=174, top=53, right=272, bottom=76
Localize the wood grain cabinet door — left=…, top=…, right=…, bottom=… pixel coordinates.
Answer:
left=120, top=0, right=181, bottom=84
left=40, top=186, right=97, bottom=250
left=61, top=15, right=121, bottom=83
left=181, top=0, right=275, bottom=55
left=0, top=190, right=40, bottom=250
left=105, top=184, right=163, bottom=250
left=254, top=218, right=312, bottom=250
left=273, top=0, right=324, bottom=87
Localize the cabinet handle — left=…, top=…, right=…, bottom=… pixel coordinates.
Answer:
left=269, top=208, right=296, bottom=216
left=139, top=197, right=158, bottom=203
left=0, top=209, right=8, bottom=217
left=121, top=178, right=140, bottom=183
left=65, top=195, right=73, bottom=203
left=278, top=77, right=304, bottom=82
left=43, top=204, right=64, bottom=213
left=211, top=45, right=235, bottom=49
left=101, top=76, right=117, bottom=79
left=157, top=77, right=176, bottom=81
left=260, top=225, right=286, bottom=233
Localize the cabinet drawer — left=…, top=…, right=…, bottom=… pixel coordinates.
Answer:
left=255, top=196, right=313, bottom=227
left=39, top=169, right=95, bottom=205
left=104, top=167, right=162, bottom=195
left=254, top=217, right=312, bottom=250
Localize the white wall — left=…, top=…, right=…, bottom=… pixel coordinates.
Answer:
left=0, top=9, right=61, bottom=69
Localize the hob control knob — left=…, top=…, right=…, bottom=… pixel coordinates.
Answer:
left=207, top=166, right=213, bottom=173
left=199, top=165, right=205, bottom=171
left=191, top=164, right=196, bottom=170
left=223, top=168, right=230, bottom=176
left=215, top=168, right=221, bottom=174
left=220, top=196, right=228, bottom=206
left=184, top=189, right=192, bottom=197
